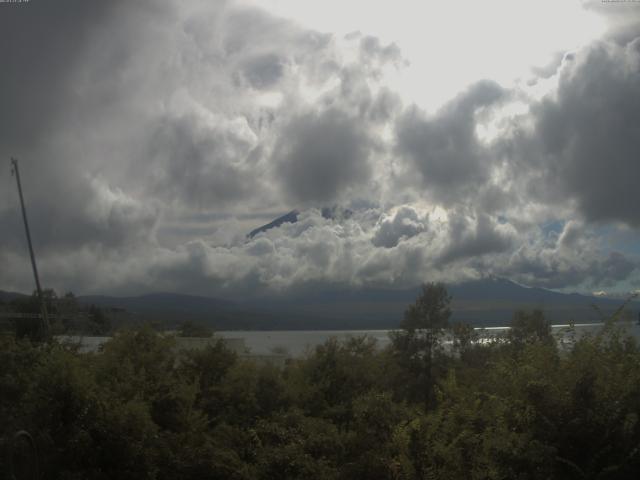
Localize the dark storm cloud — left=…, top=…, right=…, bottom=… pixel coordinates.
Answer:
left=0, top=0, right=167, bottom=257
left=146, top=112, right=257, bottom=209
left=1, top=0, right=638, bottom=297
left=239, top=54, right=285, bottom=89
left=0, top=0, right=404, bottom=295
left=396, top=80, right=506, bottom=204
left=503, top=249, right=638, bottom=291
left=0, top=0, right=282, bottom=260
left=593, top=251, right=637, bottom=287
left=558, top=220, right=583, bottom=249
left=368, top=88, right=403, bottom=124
left=372, top=207, right=428, bottom=248
left=222, top=6, right=336, bottom=88
left=0, top=0, right=117, bottom=151
left=0, top=174, right=158, bottom=255
left=438, top=213, right=515, bottom=266
left=489, top=219, right=639, bottom=290
left=515, top=37, right=640, bottom=226
left=274, top=109, right=373, bottom=204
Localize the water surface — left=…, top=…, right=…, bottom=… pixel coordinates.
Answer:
left=217, top=322, right=640, bottom=356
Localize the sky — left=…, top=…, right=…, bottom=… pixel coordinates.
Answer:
left=1, top=0, right=639, bottom=299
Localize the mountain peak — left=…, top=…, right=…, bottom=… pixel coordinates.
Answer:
left=247, top=206, right=353, bottom=238
left=248, top=210, right=299, bottom=238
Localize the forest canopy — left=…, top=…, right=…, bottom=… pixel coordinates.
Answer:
left=1, top=284, right=640, bottom=479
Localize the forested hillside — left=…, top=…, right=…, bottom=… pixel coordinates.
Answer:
left=2, top=285, right=639, bottom=479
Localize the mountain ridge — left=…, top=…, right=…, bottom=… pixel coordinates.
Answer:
left=2, top=278, right=636, bottom=329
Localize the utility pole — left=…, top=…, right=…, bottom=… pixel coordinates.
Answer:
left=10, top=158, right=50, bottom=338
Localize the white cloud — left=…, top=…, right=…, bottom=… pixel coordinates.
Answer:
left=0, top=0, right=638, bottom=298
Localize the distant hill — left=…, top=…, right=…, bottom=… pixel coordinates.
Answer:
left=448, top=278, right=636, bottom=325
left=0, top=291, right=28, bottom=303
left=76, top=278, right=640, bottom=328
left=2, top=278, right=636, bottom=330
left=79, top=292, right=235, bottom=315
left=241, top=277, right=638, bottom=328
left=77, top=292, right=259, bottom=330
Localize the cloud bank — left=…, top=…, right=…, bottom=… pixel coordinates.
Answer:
left=0, top=0, right=638, bottom=297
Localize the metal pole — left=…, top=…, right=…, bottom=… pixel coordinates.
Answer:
left=10, top=158, right=50, bottom=337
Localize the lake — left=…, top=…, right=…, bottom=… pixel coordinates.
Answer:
left=218, top=322, right=640, bottom=356
left=56, top=322, right=640, bottom=357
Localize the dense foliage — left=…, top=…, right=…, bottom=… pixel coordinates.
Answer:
left=3, top=290, right=111, bottom=339
left=1, top=284, right=640, bottom=479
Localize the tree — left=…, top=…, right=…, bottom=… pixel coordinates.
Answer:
left=292, top=335, right=383, bottom=425
left=451, top=321, right=476, bottom=357
left=10, top=291, right=53, bottom=341
left=390, top=282, right=451, bottom=409
left=508, top=309, right=552, bottom=347
left=178, top=320, right=213, bottom=338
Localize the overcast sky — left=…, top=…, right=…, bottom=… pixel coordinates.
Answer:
left=1, top=0, right=639, bottom=299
